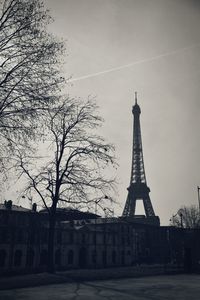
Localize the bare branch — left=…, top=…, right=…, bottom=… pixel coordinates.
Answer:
left=0, top=0, right=65, bottom=163
left=16, top=97, right=117, bottom=214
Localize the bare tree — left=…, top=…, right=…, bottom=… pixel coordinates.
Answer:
left=0, top=0, right=64, bottom=161
left=16, top=98, right=116, bottom=272
left=170, top=205, right=200, bottom=228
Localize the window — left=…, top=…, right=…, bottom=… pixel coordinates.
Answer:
left=30, top=231, right=35, bottom=244
left=17, top=230, right=23, bottom=243
left=0, top=228, right=8, bottom=243
left=112, top=234, right=116, bottom=246
left=55, top=249, right=61, bottom=266
left=91, top=250, right=97, bottom=264
left=103, top=233, right=106, bottom=245
left=14, top=250, right=22, bottom=267
left=26, top=248, right=34, bottom=267
left=57, top=231, right=62, bottom=244
left=81, top=233, right=85, bottom=244
left=0, top=249, right=6, bottom=267
left=102, top=251, right=106, bottom=267
left=93, top=233, right=96, bottom=244
left=121, top=250, right=125, bottom=265
left=2, top=213, right=9, bottom=224
left=40, top=229, right=48, bottom=243
left=112, top=250, right=116, bottom=264
left=68, top=249, right=74, bottom=264
left=69, top=232, right=74, bottom=244
left=40, top=249, right=48, bottom=266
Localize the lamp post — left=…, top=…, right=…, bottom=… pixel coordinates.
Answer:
left=197, top=186, right=200, bottom=214
left=180, top=213, right=183, bottom=229
left=94, top=200, right=98, bottom=268
left=171, top=211, right=183, bottom=228
left=103, top=208, right=107, bottom=268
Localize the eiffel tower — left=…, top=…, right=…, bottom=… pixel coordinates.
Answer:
left=122, top=92, right=159, bottom=224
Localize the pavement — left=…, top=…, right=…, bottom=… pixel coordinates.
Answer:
left=0, top=274, right=200, bottom=300
left=0, top=264, right=182, bottom=290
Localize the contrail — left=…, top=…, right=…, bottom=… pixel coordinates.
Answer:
left=69, top=43, right=200, bottom=82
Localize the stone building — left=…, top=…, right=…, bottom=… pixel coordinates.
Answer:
left=1, top=200, right=200, bottom=275
left=0, top=201, right=138, bottom=275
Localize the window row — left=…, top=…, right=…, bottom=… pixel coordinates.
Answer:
left=0, top=248, right=132, bottom=268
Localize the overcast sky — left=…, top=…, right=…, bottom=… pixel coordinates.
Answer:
left=5, top=0, right=200, bottom=225
left=40, top=0, right=200, bottom=225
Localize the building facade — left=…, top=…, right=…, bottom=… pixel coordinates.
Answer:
left=1, top=201, right=200, bottom=275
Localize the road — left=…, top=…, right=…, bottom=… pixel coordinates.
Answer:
left=0, top=274, right=200, bottom=300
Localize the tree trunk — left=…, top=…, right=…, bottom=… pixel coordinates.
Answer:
left=47, top=205, right=56, bottom=273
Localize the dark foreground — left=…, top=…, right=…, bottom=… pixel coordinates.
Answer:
left=0, top=264, right=182, bottom=290
left=0, top=274, right=200, bottom=300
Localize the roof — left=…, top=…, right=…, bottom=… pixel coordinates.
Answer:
left=39, top=207, right=99, bottom=220
left=0, top=203, right=31, bottom=212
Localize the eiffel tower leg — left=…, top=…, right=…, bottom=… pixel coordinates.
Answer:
left=129, top=196, right=136, bottom=216
left=143, top=196, right=155, bottom=217
left=122, top=197, right=129, bottom=216
left=123, top=193, right=136, bottom=216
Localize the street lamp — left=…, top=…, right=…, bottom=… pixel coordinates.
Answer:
left=197, top=186, right=200, bottom=214
left=171, top=211, right=183, bottom=228
left=179, top=212, right=183, bottom=228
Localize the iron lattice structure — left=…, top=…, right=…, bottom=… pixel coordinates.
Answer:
left=122, top=93, right=155, bottom=217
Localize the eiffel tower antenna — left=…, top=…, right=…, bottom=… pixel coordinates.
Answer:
left=135, top=91, right=137, bottom=104
left=122, top=92, right=157, bottom=218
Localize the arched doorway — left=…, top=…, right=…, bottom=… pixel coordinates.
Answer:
left=26, top=248, right=34, bottom=267
left=79, top=247, right=87, bottom=268
left=39, top=249, right=48, bottom=266
left=68, top=249, right=74, bottom=265
left=55, top=249, right=61, bottom=266
left=14, top=250, right=22, bottom=267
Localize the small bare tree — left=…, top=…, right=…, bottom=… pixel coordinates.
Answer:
left=170, top=205, right=200, bottom=228
left=16, top=98, right=116, bottom=272
left=0, top=0, right=64, bottom=165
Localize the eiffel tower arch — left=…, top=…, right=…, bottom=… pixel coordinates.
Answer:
left=122, top=92, right=160, bottom=226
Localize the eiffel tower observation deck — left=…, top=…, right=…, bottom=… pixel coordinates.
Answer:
left=122, top=92, right=160, bottom=226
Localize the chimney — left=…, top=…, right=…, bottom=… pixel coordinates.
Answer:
left=32, top=203, right=37, bottom=212
left=4, top=200, right=12, bottom=210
